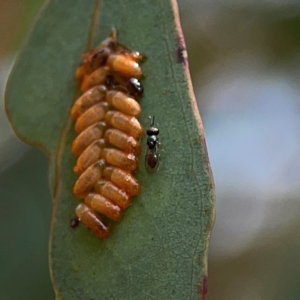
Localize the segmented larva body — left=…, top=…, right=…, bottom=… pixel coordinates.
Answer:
left=70, top=31, right=144, bottom=239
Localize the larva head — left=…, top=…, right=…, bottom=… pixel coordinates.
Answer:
left=104, top=75, right=143, bottom=99
left=128, top=78, right=143, bottom=98
left=75, top=203, right=110, bottom=239
left=70, top=217, right=80, bottom=229
left=130, top=51, right=143, bottom=62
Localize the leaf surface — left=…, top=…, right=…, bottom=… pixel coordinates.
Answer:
left=5, top=0, right=215, bottom=299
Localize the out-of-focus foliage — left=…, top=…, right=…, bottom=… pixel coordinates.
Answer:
left=179, top=1, right=300, bottom=299
left=0, top=1, right=54, bottom=300
left=0, top=149, right=54, bottom=300
left=0, top=0, right=45, bottom=57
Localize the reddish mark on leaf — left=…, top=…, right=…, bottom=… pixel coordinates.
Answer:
left=177, top=45, right=187, bottom=65
left=201, top=275, right=208, bottom=300
left=176, top=34, right=188, bottom=65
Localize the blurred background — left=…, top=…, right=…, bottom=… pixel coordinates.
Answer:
left=1, top=0, right=300, bottom=299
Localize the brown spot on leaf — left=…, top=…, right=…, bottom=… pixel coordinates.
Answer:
left=201, top=275, right=208, bottom=300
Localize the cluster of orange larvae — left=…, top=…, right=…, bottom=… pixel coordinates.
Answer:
left=70, top=31, right=144, bottom=239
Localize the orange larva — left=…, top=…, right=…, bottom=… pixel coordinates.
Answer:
left=106, top=90, right=141, bottom=116
left=107, top=54, right=143, bottom=79
left=75, top=203, right=110, bottom=239
left=81, top=66, right=109, bottom=93
left=105, top=110, right=144, bottom=139
left=74, top=139, right=105, bottom=176
left=71, top=30, right=144, bottom=239
left=100, top=148, right=139, bottom=172
left=75, top=48, right=111, bottom=83
left=73, top=160, right=105, bottom=199
left=72, top=122, right=106, bottom=157
left=84, top=193, right=123, bottom=221
left=104, top=128, right=141, bottom=156
left=102, top=166, right=140, bottom=197
left=75, top=102, right=108, bottom=133
left=71, top=85, right=107, bottom=120
left=94, top=179, right=130, bottom=209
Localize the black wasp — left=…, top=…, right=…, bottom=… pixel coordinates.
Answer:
left=145, top=116, right=161, bottom=173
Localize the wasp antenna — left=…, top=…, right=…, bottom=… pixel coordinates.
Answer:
left=149, top=115, right=155, bottom=127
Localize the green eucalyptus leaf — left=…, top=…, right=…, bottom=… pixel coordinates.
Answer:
left=5, top=0, right=215, bottom=299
